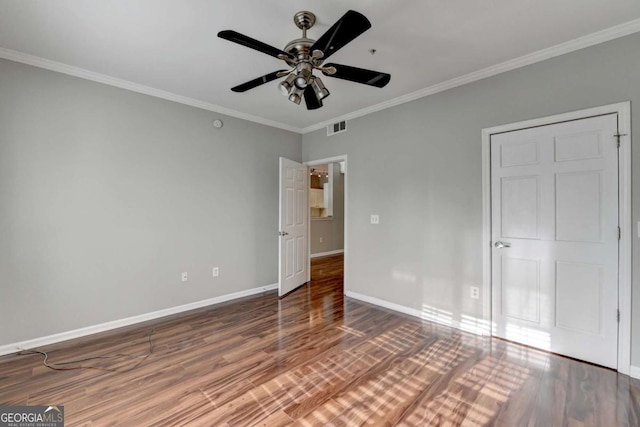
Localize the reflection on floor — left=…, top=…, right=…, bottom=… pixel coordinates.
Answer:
left=1, top=254, right=639, bottom=425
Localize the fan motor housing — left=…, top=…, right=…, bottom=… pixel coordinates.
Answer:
left=283, top=37, right=315, bottom=64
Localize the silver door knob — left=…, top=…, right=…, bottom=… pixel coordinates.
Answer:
left=494, top=241, right=511, bottom=248
left=278, top=231, right=289, bottom=236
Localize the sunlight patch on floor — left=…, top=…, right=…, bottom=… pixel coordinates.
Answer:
left=400, top=355, right=531, bottom=426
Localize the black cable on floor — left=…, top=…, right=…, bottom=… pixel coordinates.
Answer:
left=18, top=329, right=154, bottom=372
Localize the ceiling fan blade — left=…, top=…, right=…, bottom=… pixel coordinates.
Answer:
left=322, top=63, right=390, bottom=88
left=310, top=10, right=371, bottom=60
left=218, top=30, right=293, bottom=60
left=304, top=86, right=323, bottom=110
left=231, top=70, right=288, bottom=93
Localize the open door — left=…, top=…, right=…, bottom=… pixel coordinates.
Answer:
left=278, top=157, right=308, bottom=297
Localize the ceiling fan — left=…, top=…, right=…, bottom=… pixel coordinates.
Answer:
left=218, top=10, right=391, bottom=110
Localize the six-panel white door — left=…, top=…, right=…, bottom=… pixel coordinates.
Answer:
left=279, top=157, right=308, bottom=297
left=491, top=114, right=619, bottom=368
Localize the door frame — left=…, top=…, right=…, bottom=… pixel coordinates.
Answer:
left=305, top=155, right=348, bottom=287
left=481, top=102, right=631, bottom=375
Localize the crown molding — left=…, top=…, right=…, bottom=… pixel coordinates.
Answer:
left=300, top=17, right=640, bottom=134
left=2, top=17, right=640, bottom=135
left=0, top=47, right=302, bottom=134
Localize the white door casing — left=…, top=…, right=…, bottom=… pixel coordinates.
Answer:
left=490, top=114, right=619, bottom=368
left=279, top=157, right=308, bottom=297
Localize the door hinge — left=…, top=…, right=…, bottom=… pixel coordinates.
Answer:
left=614, top=133, right=628, bottom=148
left=618, top=226, right=621, bottom=240
left=617, top=309, right=621, bottom=323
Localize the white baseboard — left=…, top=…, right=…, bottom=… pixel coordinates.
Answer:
left=0, top=283, right=277, bottom=357
left=310, top=249, right=344, bottom=259
left=344, top=291, right=490, bottom=336
left=629, top=365, right=640, bottom=379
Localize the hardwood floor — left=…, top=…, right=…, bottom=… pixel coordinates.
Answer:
left=1, top=253, right=639, bottom=426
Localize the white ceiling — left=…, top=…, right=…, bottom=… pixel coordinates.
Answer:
left=1, top=0, right=640, bottom=133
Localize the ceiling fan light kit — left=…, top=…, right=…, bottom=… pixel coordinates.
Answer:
left=288, top=90, right=302, bottom=105
left=311, top=77, right=330, bottom=100
left=279, top=73, right=297, bottom=96
left=218, top=10, right=391, bottom=110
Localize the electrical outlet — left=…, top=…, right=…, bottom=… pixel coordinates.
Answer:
left=370, top=214, right=380, bottom=224
left=470, top=286, right=480, bottom=299
left=212, top=267, right=219, bottom=277
left=181, top=272, right=188, bottom=282
left=319, top=237, right=324, bottom=243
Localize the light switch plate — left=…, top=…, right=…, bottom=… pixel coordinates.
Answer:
left=370, top=214, right=380, bottom=224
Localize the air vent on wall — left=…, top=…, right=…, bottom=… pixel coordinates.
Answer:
left=327, top=120, right=347, bottom=136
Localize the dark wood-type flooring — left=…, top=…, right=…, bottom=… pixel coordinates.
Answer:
left=1, top=254, right=640, bottom=426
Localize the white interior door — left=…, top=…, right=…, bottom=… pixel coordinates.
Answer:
left=491, top=114, right=619, bottom=368
left=279, top=157, right=308, bottom=297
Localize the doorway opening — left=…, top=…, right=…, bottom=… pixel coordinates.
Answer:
left=306, top=156, right=347, bottom=291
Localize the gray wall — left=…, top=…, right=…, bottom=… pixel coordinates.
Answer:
left=0, top=59, right=301, bottom=346
left=310, top=163, right=344, bottom=255
left=302, top=33, right=640, bottom=364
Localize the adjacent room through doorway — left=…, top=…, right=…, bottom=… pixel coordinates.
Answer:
left=309, top=161, right=345, bottom=259
left=308, top=159, right=345, bottom=293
